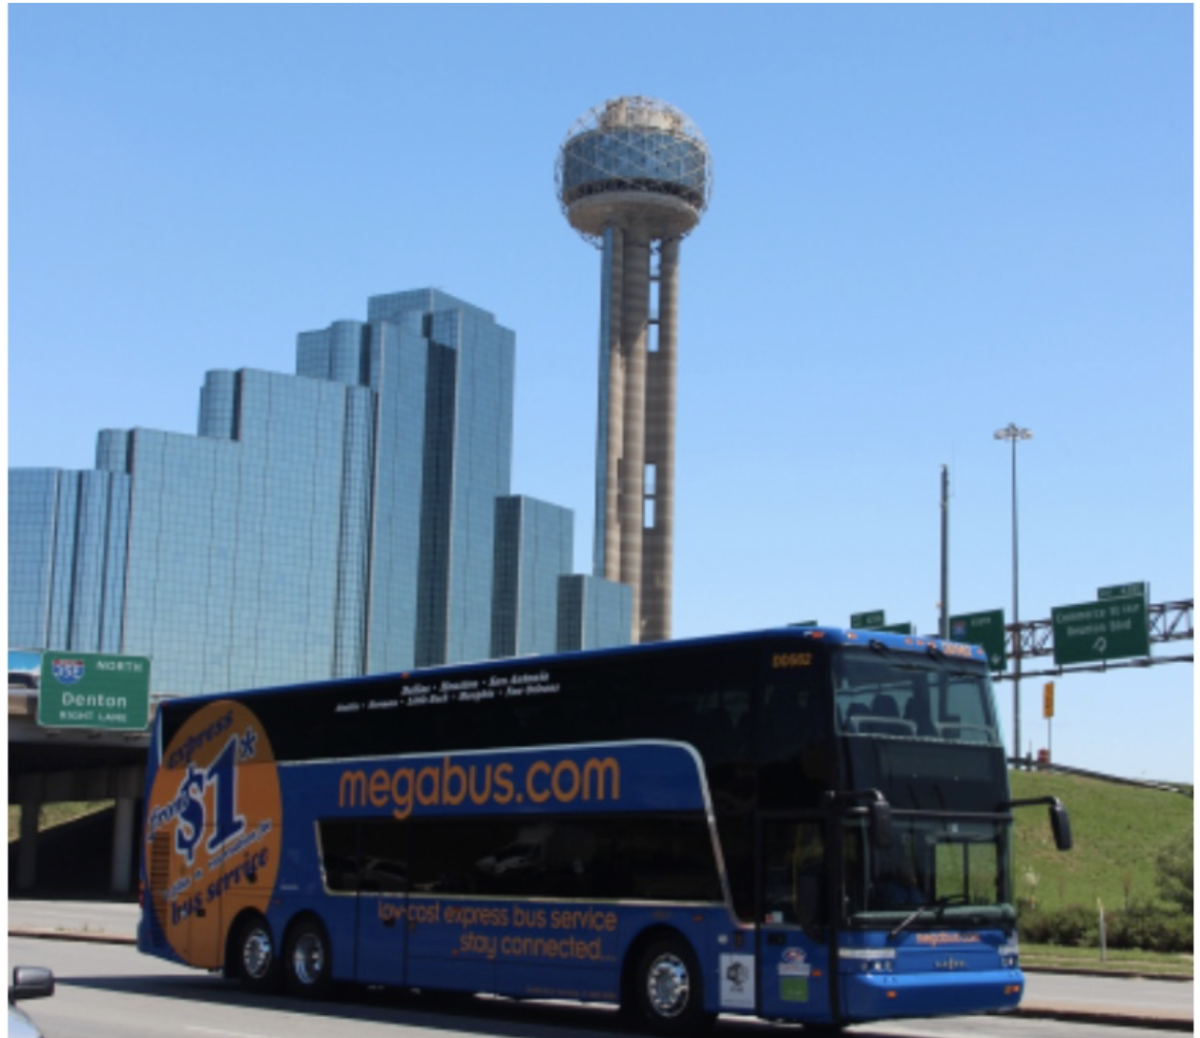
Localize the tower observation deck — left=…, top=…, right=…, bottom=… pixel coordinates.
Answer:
left=556, top=96, right=712, bottom=643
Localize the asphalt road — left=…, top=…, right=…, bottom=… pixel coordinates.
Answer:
left=7, top=936, right=1186, bottom=1038
left=8, top=901, right=1193, bottom=1036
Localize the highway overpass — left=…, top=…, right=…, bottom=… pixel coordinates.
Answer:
left=8, top=689, right=152, bottom=895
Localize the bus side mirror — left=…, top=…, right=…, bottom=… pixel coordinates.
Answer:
left=869, top=798, right=894, bottom=850
left=1005, top=796, right=1072, bottom=853
left=1049, top=798, right=1072, bottom=852
left=824, top=788, right=893, bottom=849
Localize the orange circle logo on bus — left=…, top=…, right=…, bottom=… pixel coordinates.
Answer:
left=145, top=700, right=282, bottom=968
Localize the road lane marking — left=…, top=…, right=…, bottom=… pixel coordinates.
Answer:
left=187, top=1028, right=271, bottom=1038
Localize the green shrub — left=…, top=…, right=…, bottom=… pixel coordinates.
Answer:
left=1105, top=901, right=1193, bottom=953
left=1018, top=904, right=1097, bottom=946
left=1019, top=901, right=1194, bottom=953
left=1155, top=830, right=1194, bottom=915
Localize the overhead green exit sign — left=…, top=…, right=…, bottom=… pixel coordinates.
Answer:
left=1098, top=582, right=1148, bottom=601
left=850, top=610, right=886, bottom=630
left=1051, top=598, right=1150, bottom=667
left=950, top=609, right=1007, bottom=672
left=38, top=652, right=151, bottom=730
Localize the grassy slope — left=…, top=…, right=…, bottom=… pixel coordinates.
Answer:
left=8, top=801, right=114, bottom=842
left=1008, top=769, right=1193, bottom=911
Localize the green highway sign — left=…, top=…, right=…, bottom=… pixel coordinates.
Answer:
left=1051, top=597, right=1150, bottom=666
left=38, top=652, right=151, bottom=730
left=950, top=609, right=1007, bottom=672
left=849, top=611, right=913, bottom=636
left=1098, top=582, right=1148, bottom=601
left=850, top=610, right=886, bottom=630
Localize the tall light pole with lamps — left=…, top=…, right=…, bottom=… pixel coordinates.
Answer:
left=995, top=423, right=1032, bottom=763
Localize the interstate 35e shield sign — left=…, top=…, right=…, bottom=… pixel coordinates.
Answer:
left=38, top=652, right=151, bottom=730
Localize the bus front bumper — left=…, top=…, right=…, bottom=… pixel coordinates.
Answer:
left=840, top=967, right=1024, bottom=1022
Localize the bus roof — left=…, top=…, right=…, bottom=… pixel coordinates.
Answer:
left=156, top=626, right=990, bottom=711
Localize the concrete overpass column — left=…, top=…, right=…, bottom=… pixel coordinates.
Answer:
left=16, top=778, right=42, bottom=891
left=110, top=796, right=137, bottom=894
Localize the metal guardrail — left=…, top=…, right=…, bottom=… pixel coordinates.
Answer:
left=1009, top=755, right=1189, bottom=795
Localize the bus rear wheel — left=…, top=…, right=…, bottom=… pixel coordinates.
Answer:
left=630, top=936, right=713, bottom=1035
left=283, top=918, right=332, bottom=999
left=233, top=914, right=279, bottom=992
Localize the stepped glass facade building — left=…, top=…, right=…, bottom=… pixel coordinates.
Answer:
left=9, top=289, right=631, bottom=696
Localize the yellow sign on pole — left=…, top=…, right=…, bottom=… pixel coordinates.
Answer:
left=1043, top=681, right=1055, bottom=720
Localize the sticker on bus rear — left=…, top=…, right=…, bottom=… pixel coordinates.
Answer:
left=145, top=700, right=282, bottom=967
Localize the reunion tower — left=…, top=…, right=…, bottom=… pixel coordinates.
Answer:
left=556, top=96, right=712, bottom=643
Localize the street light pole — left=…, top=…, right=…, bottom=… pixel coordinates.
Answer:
left=940, top=464, right=950, bottom=639
left=995, top=423, right=1032, bottom=764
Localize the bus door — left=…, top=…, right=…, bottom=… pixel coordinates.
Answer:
left=343, top=821, right=408, bottom=987
left=756, top=816, right=833, bottom=1022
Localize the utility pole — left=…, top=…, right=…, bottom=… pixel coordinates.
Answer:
left=940, top=465, right=950, bottom=639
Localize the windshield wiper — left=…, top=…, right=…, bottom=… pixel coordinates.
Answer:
left=888, top=894, right=968, bottom=940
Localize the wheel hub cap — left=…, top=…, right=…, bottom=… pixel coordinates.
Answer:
left=293, top=934, right=324, bottom=986
left=243, top=929, right=272, bottom=978
left=647, top=954, right=690, bottom=1018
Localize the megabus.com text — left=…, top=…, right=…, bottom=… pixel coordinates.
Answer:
left=338, top=754, right=621, bottom=820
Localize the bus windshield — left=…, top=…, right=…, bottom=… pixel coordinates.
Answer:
left=833, top=646, right=1001, bottom=746
left=843, top=815, right=1014, bottom=928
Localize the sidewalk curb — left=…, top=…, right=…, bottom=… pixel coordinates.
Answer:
left=10, top=926, right=136, bottom=945
left=1025, top=964, right=1195, bottom=982
left=1018, top=1004, right=1195, bottom=1032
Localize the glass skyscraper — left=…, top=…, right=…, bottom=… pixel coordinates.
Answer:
left=492, top=495, right=573, bottom=658
left=557, top=574, right=634, bottom=655
left=9, top=289, right=630, bottom=696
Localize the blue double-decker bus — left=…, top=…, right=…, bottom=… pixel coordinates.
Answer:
left=139, top=627, right=1070, bottom=1032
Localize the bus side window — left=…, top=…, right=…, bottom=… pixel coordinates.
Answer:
left=318, top=820, right=361, bottom=892
left=372, top=823, right=410, bottom=891
left=759, top=686, right=802, bottom=763
left=758, top=664, right=830, bottom=810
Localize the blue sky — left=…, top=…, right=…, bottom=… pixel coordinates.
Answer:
left=8, top=5, right=1193, bottom=781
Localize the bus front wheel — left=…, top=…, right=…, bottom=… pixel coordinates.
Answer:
left=630, top=936, right=713, bottom=1035
left=283, top=917, right=332, bottom=999
left=232, top=914, right=279, bottom=992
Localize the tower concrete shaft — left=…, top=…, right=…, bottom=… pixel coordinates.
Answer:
left=598, top=227, right=679, bottom=643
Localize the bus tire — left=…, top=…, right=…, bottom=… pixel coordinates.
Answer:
left=283, top=917, right=332, bottom=999
left=232, top=913, right=279, bottom=992
left=630, top=935, right=713, bottom=1035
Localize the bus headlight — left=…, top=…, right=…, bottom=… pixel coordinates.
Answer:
left=999, top=940, right=1019, bottom=969
left=840, top=948, right=896, bottom=974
